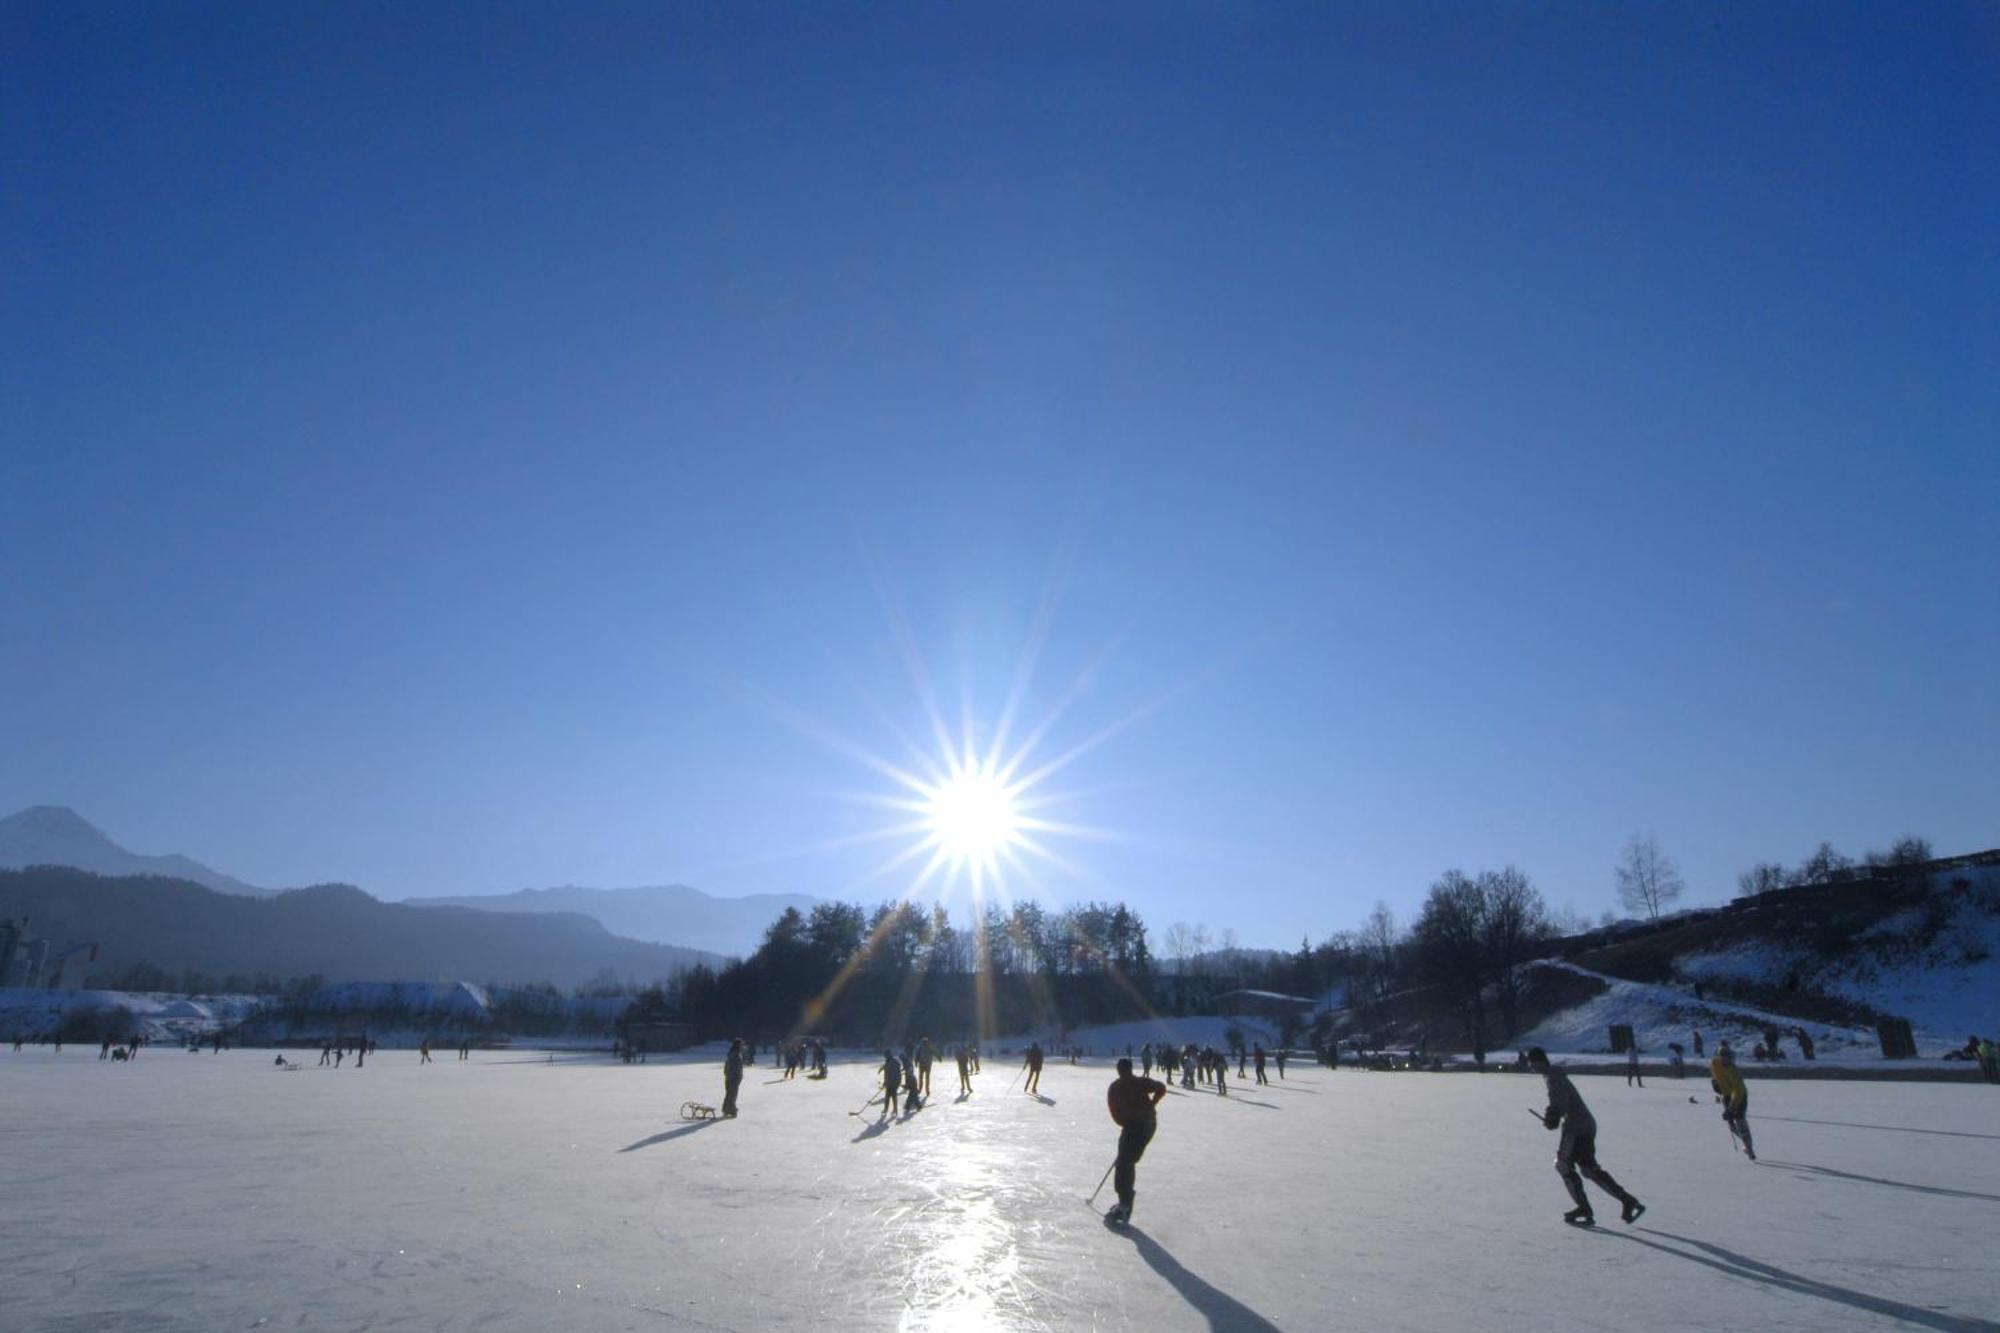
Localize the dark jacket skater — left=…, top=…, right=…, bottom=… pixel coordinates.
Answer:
left=955, top=1044, right=973, bottom=1094
left=1023, top=1043, right=1044, bottom=1094
left=1105, top=1059, right=1169, bottom=1224
left=880, top=1050, right=902, bottom=1117
left=1530, top=1047, right=1642, bottom=1226
left=722, top=1039, right=745, bottom=1117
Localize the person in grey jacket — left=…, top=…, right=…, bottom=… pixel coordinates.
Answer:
left=1528, top=1047, right=1644, bottom=1226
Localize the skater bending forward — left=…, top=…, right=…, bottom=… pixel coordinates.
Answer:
left=1710, top=1043, right=1755, bottom=1160
left=1528, top=1047, right=1643, bottom=1227
left=1104, top=1058, right=1168, bottom=1225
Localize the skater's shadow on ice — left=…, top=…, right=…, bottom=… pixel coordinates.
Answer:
left=618, top=1120, right=722, bottom=1153
left=1758, top=1115, right=2000, bottom=1143
left=1031, top=1094, right=1057, bottom=1106
left=852, top=1118, right=894, bottom=1143
left=1114, top=1225, right=1280, bottom=1332
left=1216, top=1096, right=1280, bottom=1111
left=1762, top=1160, right=2000, bottom=1204
left=1611, top=1230, right=1999, bottom=1333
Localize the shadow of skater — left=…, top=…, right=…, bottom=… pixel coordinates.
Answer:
left=1608, top=1229, right=2000, bottom=1333
left=1757, top=1116, right=2000, bottom=1143
left=1762, top=1160, right=2000, bottom=1204
left=617, top=1120, right=721, bottom=1153
left=851, top=1118, right=892, bottom=1144
left=1032, top=1094, right=1057, bottom=1106
left=1115, top=1224, right=1282, bottom=1332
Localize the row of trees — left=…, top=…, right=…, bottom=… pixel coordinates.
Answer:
left=669, top=897, right=1158, bottom=1044
left=1737, top=836, right=1932, bottom=897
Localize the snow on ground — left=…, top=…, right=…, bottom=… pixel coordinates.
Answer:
left=1518, top=961, right=1882, bottom=1055
left=3, top=1047, right=1996, bottom=1331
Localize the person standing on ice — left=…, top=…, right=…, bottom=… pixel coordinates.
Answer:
left=1709, top=1043, right=1754, bottom=1160
left=916, top=1038, right=936, bottom=1096
left=1140, top=1043, right=1153, bottom=1078
left=721, top=1038, right=745, bottom=1118
left=1103, top=1057, right=1169, bottom=1226
left=1023, top=1042, right=1045, bottom=1095
left=878, top=1049, right=902, bottom=1118
left=1253, top=1045, right=1268, bottom=1085
left=1625, top=1042, right=1642, bottom=1087
left=955, top=1042, right=973, bottom=1095
left=1528, top=1047, right=1644, bottom=1227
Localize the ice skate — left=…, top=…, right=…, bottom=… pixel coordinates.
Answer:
left=1563, top=1207, right=1594, bottom=1227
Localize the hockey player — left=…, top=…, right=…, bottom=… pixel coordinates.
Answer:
left=879, top=1049, right=902, bottom=1118
left=1022, top=1042, right=1045, bottom=1095
left=1710, top=1043, right=1755, bottom=1160
left=1104, top=1057, right=1168, bottom=1225
left=1528, top=1047, right=1644, bottom=1227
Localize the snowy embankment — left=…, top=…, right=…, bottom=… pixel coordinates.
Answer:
left=1515, top=961, right=1878, bottom=1056
left=0, top=986, right=267, bottom=1041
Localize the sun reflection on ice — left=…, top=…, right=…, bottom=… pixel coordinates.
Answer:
left=891, top=1135, right=1049, bottom=1333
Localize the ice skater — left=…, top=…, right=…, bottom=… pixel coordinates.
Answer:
left=721, top=1038, right=745, bottom=1118
left=1528, top=1047, right=1644, bottom=1227
left=1710, top=1042, right=1754, bottom=1160
left=879, top=1049, right=902, bottom=1118
left=955, top=1042, right=973, bottom=1095
left=1022, top=1042, right=1044, bottom=1095
left=1625, top=1042, right=1642, bottom=1087
left=1104, top=1057, right=1169, bottom=1226
left=1253, top=1045, right=1268, bottom=1085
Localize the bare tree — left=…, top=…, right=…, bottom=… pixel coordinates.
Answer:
left=1614, top=834, right=1685, bottom=920
left=1478, top=867, right=1549, bottom=1039
left=1162, top=922, right=1194, bottom=973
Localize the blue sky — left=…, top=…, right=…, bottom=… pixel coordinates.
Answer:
left=5, top=3, right=1995, bottom=948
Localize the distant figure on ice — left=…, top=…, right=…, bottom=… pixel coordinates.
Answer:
left=1625, top=1043, right=1642, bottom=1088
left=721, top=1039, right=745, bottom=1118
left=879, top=1049, right=902, bottom=1118
left=1794, top=1028, right=1815, bottom=1061
left=901, top=1053, right=923, bottom=1111
left=1140, top=1043, right=1154, bottom=1078
left=419, top=1039, right=433, bottom=1065
left=1710, top=1043, right=1754, bottom=1160
left=1528, top=1047, right=1644, bottom=1227
left=917, top=1038, right=936, bottom=1096
left=955, top=1042, right=973, bottom=1095
left=1253, top=1045, right=1268, bottom=1086
left=1022, top=1043, right=1044, bottom=1095
left=1275, top=1048, right=1288, bottom=1079
left=1667, top=1043, right=1685, bottom=1079
left=1104, top=1057, right=1168, bottom=1226
left=1692, top=1030, right=1704, bottom=1057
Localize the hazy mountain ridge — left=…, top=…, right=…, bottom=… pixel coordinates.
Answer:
left=0, top=866, right=725, bottom=989
left=403, top=884, right=822, bottom=958
left=0, top=806, right=271, bottom=898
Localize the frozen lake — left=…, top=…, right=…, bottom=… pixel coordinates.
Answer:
left=3, top=1047, right=1995, bottom=1331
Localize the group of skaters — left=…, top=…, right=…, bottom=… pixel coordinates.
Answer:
left=777, top=1037, right=829, bottom=1079
left=315, top=1036, right=375, bottom=1068
left=1134, top=1040, right=1285, bottom=1092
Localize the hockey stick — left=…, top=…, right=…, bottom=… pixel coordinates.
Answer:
left=1087, top=1161, right=1116, bottom=1205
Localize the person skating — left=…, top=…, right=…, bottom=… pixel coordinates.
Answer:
left=1528, top=1047, right=1644, bottom=1227
left=901, top=1053, right=923, bottom=1111
left=1104, top=1057, right=1169, bottom=1226
left=419, top=1039, right=433, bottom=1065
left=1625, top=1043, right=1642, bottom=1087
left=1275, top=1048, right=1288, bottom=1079
left=917, top=1038, right=936, bottom=1096
left=1214, top=1053, right=1228, bottom=1097
left=956, top=1042, right=973, bottom=1095
left=721, top=1038, right=745, bottom=1118
left=1140, top=1043, right=1153, bottom=1078
left=1023, top=1043, right=1044, bottom=1095
left=879, top=1048, right=902, bottom=1118
left=1253, top=1045, right=1268, bottom=1086
left=1710, top=1043, right=1754, bottom=1160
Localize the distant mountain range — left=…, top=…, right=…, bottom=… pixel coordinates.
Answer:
left=0, top=866, right=725, bottom=989
left=0, top=806, right=271, bottom=897
left=402, top=884, right=819, bottom=959
left=0, top=805, right=809, bottom=962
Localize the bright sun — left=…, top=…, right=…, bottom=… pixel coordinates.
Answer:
left=923, top=765, right=1020, bottom=865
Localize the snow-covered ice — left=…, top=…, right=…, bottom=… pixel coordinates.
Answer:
left=2, top=1046, right=1996, bottom=1331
